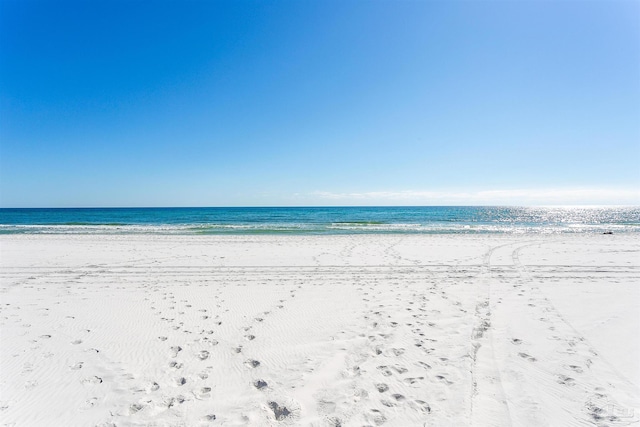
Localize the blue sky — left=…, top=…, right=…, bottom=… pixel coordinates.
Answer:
left=1, top=0, right=638, bottom=207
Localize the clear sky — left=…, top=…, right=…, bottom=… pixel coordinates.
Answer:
left=1, top=0, right=638, bottom=207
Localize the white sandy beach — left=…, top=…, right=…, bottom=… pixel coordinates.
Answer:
left=0, top=234, right=638, bottom=426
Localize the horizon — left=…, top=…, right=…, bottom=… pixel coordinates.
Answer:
left=1, top=0, right=639, bottom=207
left=1, top=204, right=639, bottom=210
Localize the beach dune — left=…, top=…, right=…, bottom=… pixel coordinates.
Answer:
left=1, top=234, right=638, bottom=426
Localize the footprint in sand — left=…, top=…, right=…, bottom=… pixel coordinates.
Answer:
left=518, top=352, right=537, bottom=362
left=170, top=346, right=182, bottom=357
left=81, top=376, right=103, bottom=384
left=557, top=375, right=575, bottom=386
left=268, top=401, right=292, bottom=421
left=164, top=395, right=186, bottom=408
left=169, top=361, right=184, bottom=369
left=245, top=359, right=260, bottom=368
left=376, top=383, right=389, bottom=392
left=392, top=393, right=406, bottom=402
left=377, top=366, right=393, bottom=376
left=391, top=365, right=408, bottom=374
left=369, top=409, right=386, bottom=426
left=254, top=379, right=268, bottom=390
left=403, top=377, right=424, bottom=384
left=129, top=403, right=145, bottom=414
left=413, top=399, right=431, bottom=413
left=436, top=375, right=453, bottom=385
left=194, top=387, right=212, bottom=399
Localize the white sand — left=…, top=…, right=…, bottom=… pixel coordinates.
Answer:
left=1, top=234, right=638, bottom=426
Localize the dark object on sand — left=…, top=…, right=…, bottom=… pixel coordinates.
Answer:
left=603, top=231, right=613, bottom=235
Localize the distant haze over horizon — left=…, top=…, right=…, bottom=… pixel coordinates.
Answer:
left=1, top=0, right=638, bottom=207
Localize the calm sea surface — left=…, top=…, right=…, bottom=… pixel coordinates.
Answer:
left=0, top=207, right=638, bottom=235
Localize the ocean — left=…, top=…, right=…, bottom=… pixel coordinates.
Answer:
left=1, top=206, right=638, bottom=235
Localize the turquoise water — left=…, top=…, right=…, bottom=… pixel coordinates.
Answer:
left=0, top=207, right=638, bottom=235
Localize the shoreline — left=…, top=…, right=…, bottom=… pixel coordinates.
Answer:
left=1, top=233, right=638, bottom=425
